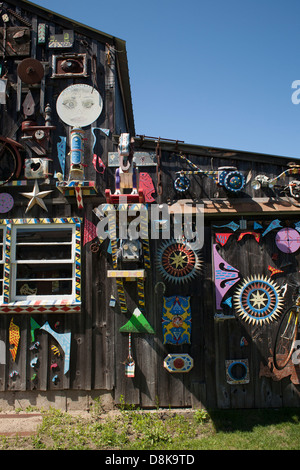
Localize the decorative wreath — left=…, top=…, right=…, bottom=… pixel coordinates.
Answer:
left=233, top=275, right=284, bottom=325
left=156, top=239, right=202, bottom=284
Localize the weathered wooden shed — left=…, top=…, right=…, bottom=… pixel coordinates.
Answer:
left=0, top=0, right=299, bottom=411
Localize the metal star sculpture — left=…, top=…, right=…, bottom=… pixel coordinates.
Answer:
left=21, top=180, right=53, bottom=213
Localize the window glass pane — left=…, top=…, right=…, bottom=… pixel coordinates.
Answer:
left=16, top=244, right=72, bottom=260
left=16, top=280, right=72, bottom=296
left=17, top=264, right=73, bottom=279
left=16, top=228, right=72, bottom=244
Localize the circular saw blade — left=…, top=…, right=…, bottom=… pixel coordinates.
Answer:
left=17, top=58, right=44, bottom=84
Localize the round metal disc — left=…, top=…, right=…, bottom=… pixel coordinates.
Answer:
left=56, top=84, right=103, bottom=127
left=17, top=58, right=44, bottom=84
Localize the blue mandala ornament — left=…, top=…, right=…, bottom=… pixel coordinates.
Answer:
left=223, top=171, right=245, bottom=192
left=233, top=275, right=284, bottom=325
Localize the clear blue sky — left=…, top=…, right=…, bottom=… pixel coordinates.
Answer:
left=31, top=0, right=300, bottom=158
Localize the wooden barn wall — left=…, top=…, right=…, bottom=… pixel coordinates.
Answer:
left=0, top=1, right=299, bottom=409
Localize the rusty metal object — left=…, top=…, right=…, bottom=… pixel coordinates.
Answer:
left=0, top=136, right=23, bottom=185
left=17, top=58, right=44, bottom=84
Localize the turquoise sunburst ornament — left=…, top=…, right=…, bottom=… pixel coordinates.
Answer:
left=233, top=275, right=284, bottom=325
left=156, top=239, right=202, bottom=284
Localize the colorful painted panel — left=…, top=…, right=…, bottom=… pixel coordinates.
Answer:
left=213, top=244, right=240, bottom=310
left=9, top=318, right=19, bottom=362
left=275, top=227, right=300, bottom=253
left=40, top=322, right=71, bottom=375
left=163, top=354, right=194, bottom=373
left=162, top=296, right=191, bottom=345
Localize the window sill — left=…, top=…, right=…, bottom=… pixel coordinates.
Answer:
left=0, top=300, right=81, bottom=314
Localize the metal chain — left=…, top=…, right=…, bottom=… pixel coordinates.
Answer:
left=156, top=139, right=163, bottom=197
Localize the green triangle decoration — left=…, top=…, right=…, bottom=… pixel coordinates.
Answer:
left=30, top=317, right=41, bottom=342
left=120, top=308, right=155, bottom=334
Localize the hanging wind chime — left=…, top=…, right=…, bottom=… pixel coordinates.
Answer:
left=124, top=333, right=135, bottom=378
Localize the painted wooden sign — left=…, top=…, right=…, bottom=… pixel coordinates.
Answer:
left=48, top=30, right=74, bottom=48
left=162, top=296, right=191, bottom=345
left=213, top=244, right=240, bottom=310
left=275, top=227, right=300, bottom=253
left=163, top=354, right=194, bottom=373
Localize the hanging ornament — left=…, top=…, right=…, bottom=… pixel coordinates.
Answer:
left=156, top=239, right=202, bottom=284
left=233, top=275, right=284, bottom=325
left=124, top=333, right=135, bottom=378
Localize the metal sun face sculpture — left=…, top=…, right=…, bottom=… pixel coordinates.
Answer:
left=233, top=275, right=284, bottom=325
left=156, top=239, right=202, bottom=284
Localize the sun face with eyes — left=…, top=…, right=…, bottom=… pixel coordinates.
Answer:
left=57, top=84, right=103, bottom=127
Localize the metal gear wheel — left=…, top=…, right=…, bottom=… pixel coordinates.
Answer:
left=233, top=275, right=284, bottom=325
left=156, top=239, right=202, bottom=284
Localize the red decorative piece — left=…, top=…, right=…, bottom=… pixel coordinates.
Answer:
left=268, top=265, right=284, bottom=277
left=139, top=172, right=155, bottom=202
left=237, top=231, right=260, bottom=243
left=215, top=233, right=233, bottom=246
left=105, top=189, right=145, bottom=204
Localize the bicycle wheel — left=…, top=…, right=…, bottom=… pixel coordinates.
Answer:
left=273, top=307, right=298, bottom=370
left=0, top=142, right=17, bottom=185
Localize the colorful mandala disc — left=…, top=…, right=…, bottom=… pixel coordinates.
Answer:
left=156, top=239, right=202, bottom=284
left=233, top=275, right=284, bottom=325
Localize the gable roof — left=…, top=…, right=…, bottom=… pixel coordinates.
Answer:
left=7, top=0, right=135, bottom=135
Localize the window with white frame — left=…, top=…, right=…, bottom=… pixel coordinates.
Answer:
left=0, top=219, right=81, bottom=307
left=10, top=223, right=77, bottom=301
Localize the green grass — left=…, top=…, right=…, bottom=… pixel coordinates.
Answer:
left=0, top=405, right=300, bottom=450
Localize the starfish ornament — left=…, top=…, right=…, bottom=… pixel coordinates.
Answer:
left=250, top=290, right=267, bottom=309
left=21, top=180, right=53, bottom=213
left=170, top=252, right=187, bottom=269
